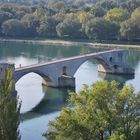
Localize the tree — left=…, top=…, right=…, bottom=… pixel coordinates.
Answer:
left=44, top=80, right=140, bottom=140
left=105, top=8, right=129, bottom=24
left=33, top=6, right=49, bottom=19
left=120, top=8, right=140, bottom=40
left=2, top=19, right=27, bottom=37
left=0, top=69, right=21, bottom=140
left=56, top=16, right=85, bottom=38
left=100, top=0, right=117, bottom=10
left=37, top=17, right=57, bottom=37
left=47, top=0, right=67, bottom=12
left=131, top=7, right=140, bottom=24
left=126, top=0, right=140, bottom=12
left=85, top=18, right=119, bottom=40
left=90, top=4, right=106, bottom=17
left=21, top=14, right=40, bottom=37
left=78, top=12, right=94, bottom=25
left=0, top=3, right=31, bottom=19
left=0, top=10, right=13, bottom=35
left=0, top=10, right=13, bottom=25
left=120, top=19, right=140, bottom=40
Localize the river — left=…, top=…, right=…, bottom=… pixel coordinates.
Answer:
left=0, top=42, right=140, bottom=140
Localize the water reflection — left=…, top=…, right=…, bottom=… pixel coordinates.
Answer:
left=98, top=72, right=135, bottom=88
left=21, top=86, right=72, bottom=121
left=0, top=42, right=107, bottom=62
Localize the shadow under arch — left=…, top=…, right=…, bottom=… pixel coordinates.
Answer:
left=20, top=86, right=72, bottom=121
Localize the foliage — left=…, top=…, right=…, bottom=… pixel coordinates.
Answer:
left=0, top=0, right=140, bottom=41
left=100, top=0, right=117, bottom=10
left=21, top=14, right=39, bottom=36
left=131, top=7, right=140, bottom=24
left=37, top=17, right=57, bottom=37
left=2, top=19, right=27, bottom=37
left=56, top=16, right=85, bottom=38
left=0, top=69, right=21, bottom=140
left=120, top=19, right=140, bottom=40
left=90, top=4, right=106, bottom=17
left=125, top=0, right=140, bottom=12
left=120, top=8, right=140, bottom=40
left=85, top=18, right=119, bottom=40
left=44, top=80, right=140, bottom=140
left=0, top=10, right=13, bottom=25
left=105, top=8, right=129, bottom=24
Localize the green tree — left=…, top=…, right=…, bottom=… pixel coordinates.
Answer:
left=126, top=0, right=140, bottom=12
left=105, top=8, right=129, bottom=24
left=0, top=10, right=13, bottom=35
left=2, top=19, right=27, bottom=37
left=37, top=17, right=57, bottom=37
left=85, top=18, right=119, bottom=40
left=100, top=0, right=117, bottom=10
left=120, top=8, right=140, bottom=40
left=56, top=16, right=85, bottom=38
left=120, top=19, right=140, bottom=40
left=0, top=69, right=21, bottom=140
left=33, top=6, right=49, bottom=19
left=0, top=3, right=31, bottom=19
left=0, top=11, right=13, bottom=25
left=44, top=80, right=140, bottom=140
left=21, top=14, right=40, bottom=37
left=90, top=4, right=106, bottom=17
left=131, top=7, right=140, bottom=24
left=47, top=0, right=67, bottom=13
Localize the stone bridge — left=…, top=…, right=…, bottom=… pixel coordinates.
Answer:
left=0, top=49, right=134, bottom=88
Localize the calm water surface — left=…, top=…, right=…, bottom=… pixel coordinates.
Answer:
left=0, top=42, right=140, bottom=140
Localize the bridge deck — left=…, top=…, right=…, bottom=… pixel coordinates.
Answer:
left=15, top=49, right=124, bottom=72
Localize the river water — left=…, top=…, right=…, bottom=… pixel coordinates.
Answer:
left=0, top=42, right=140, bottom=140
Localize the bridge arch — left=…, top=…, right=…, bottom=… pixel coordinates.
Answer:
left=72, top=55, right=110, bottom=76
left=15, top=70, right=52, bottom=86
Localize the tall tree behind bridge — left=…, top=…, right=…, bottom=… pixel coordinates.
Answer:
left=0, top=69, right=21, bottom=140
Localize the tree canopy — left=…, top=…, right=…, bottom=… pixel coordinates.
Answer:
left=0, top=1, right=140, bottom=41
left=0, top=69, right=21, bottom=140
left=44, top=80, right=140, bottom=140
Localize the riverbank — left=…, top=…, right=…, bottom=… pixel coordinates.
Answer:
left=0, top=38, right=140, bottom=49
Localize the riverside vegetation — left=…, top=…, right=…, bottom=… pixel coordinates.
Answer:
left=0, top=69, right=21, bottom=140
left=0, top=0, right=140, bottom=41
left=44, top=80, right=140, bottom=140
